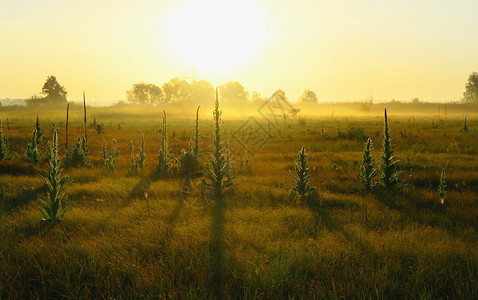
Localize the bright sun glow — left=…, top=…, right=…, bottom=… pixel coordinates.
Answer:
left=161, top=0, right=270, bottom=77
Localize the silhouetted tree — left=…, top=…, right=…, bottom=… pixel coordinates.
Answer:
left=218, top=81, right=248, bottom=104
left=270, top=89, right=288, bottom=103
left=41, top=75, right=67, bottom=102
left=250, top=91, right=266, bottom=104
left=126, top=83, right=163, bottom=104
left=162, top=77, right=191, bottom=103
left=190, top=80, right=215, bottom=105
left=463, top=72, right=478, bottom=103
left=299, top=89, right=318, bottom=104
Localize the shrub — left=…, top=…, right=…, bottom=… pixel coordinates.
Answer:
left=40, top=125, right=70, bottom=223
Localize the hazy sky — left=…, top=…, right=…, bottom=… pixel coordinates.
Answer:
left=1, top=0, right=477, bottom=103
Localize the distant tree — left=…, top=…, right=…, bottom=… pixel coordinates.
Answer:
left=162, top=77, right=191, bottom=103
left=299, top=89, right=318, bottom=104
left=190, top=80, right=215, bottom=105
left=42, top=75, right=67, bottom=102
left=218, top=81, right=248, bottom=104
left=250, top=91, right=265, bottom=103
left=463, top=72, right=478, bottom=103
left=126, top=83, right=163, bottom=104
left=270, top=89, right=288, bottom=103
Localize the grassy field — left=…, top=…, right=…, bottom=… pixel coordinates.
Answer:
left=0, top=104, right=477, bottom=299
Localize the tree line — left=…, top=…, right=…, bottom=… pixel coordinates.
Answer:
left=21, top=72, right=478, bottom=106
left=126, top=78, right=319, bottom=105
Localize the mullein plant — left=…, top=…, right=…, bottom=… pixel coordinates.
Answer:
left=65, top=137, right=91, bottom=168
left=193, top=106, right=201, bottom=160
left=0, top=118, right=10, bottom=160
left=129, top=133, right=147, bottom=175
left=35, top=115, right=43, bottom=145
left=379, top=109, right=401, bottom=190
left=40, top=125, right=70, bottom=223
left=438, top=168, right=447, bottom=205
left=156, top=111, right=170, bottom=178
left=200, top=89, right=235, bottom=199
left=179, top=106, right=203, bottom=179
left=26, top=128, right=42, bottom=166
left=102, top=139, right=120, bottom=172
left=291, top=146, right=316, bottom=201
left=359, top=138, right=377, bottom=192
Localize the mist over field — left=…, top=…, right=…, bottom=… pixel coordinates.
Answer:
left=1, top=0, right=478, bottom=298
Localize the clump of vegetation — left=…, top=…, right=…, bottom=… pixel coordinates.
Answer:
left=438, top=168, right=447, bottom=205
left=379, top=109, right=401, bottom=190
left=26, top=128, right=42, bottom=166
left=155, top=111, right=170, bottom=178
left=337, top=125, right=366, bottom=141
left=95, top=122, right=105, bottom=134
left=200, top=90, right=235, bottom=199
left=179, top=143, right=199, bottom=178
left=463, top=116, right=468, bottom=132
left=129, top=133, right=147, bottom=176
left=179, top=106, right=202, bottom=178
left=0, top=118, right=10, bottom=160
left=40, top=125, right=70, bottom=223
left=102, top=139, right=119, bottom=172
left=291, top=146, right=316, bottom=201
left=359, top=137, right=376, bottom=192
left=65, top=137, right=91, bottom=168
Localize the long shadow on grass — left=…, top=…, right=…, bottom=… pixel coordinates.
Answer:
left=400, top=189, right=478, bottom=234
left=168, top=196, right=183, bottom=223
left=210, top=196, right=225, bottom=299
left=372, top=190, right=401, bottom=210
left=307, top=197, right=372, bottom=253
left=0, top=185, right=46, bottom=215
left=128, top=177, right=151, bottom=203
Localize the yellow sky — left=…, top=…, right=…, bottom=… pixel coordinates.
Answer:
left=1, top=0, right=477, bottom=103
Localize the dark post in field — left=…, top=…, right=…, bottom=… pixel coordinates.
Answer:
left=83, top=91, right=87, bottom=143
left=65, top=103, right=69, bottom=151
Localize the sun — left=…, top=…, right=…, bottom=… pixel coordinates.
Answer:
left=160, top=0, right=270, bottom=77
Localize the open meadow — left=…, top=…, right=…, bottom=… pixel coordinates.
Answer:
left=0, top=103, right=477, bottom=299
